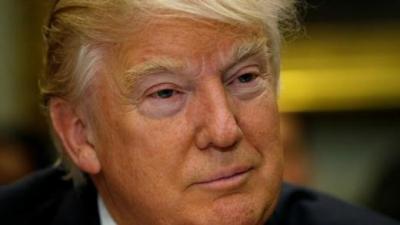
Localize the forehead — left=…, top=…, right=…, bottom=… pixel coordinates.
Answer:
left=121, top=17, right=266, bottom=64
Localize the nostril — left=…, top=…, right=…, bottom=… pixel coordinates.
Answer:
left=206, top=114, right=243, bottom=150
left=194, top=115, right=243, bottom=151
left=210, top=136, right=241, bottom=152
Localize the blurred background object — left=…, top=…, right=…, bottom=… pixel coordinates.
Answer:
left=0, top=135, right=35, bottom=184
left=0, top=127, right=53, bottom=184
left=0, top=0, right=399, bottom=221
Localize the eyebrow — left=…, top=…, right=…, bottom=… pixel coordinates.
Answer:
left=122, top=57, right=184, bottom=91
left=221, top=36, right=270, bottom=74
left=122, top=36, right=269, bottom=90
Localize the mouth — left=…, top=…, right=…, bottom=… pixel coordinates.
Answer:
left=194, top=166, right=254, bottom=191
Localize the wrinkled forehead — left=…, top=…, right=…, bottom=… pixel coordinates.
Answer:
left=126, top=17, right=266, bottom=56
left=103, top=17, right=270, bottom=80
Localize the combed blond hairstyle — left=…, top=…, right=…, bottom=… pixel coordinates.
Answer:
left=41, top=0, right=298, bottom=184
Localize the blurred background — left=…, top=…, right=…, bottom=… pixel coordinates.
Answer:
left=0, top=0, right=399, bottom=221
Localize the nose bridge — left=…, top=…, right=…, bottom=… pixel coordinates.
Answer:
left=196, top=79, right=242, bottom=150
left=207, top=86, right=235, bottom=131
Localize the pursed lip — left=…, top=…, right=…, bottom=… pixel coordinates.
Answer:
left=194, top=165, right=254, bottom=186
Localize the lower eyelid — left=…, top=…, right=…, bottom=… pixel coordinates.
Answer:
left=139, top=92, right=187, bottom=118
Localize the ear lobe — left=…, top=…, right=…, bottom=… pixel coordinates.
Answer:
left=49, top=98, right=101, bottom=175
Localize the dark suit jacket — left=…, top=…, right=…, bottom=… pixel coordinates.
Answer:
left=0, top=167, right=398, bottom=225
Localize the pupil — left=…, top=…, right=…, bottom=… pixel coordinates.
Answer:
left=157, top=89, right=174, bottom=98
left=238, top=73, right=254, bottom=83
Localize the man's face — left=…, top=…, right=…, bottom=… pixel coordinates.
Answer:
left=90, top=18, right=283, bottom=225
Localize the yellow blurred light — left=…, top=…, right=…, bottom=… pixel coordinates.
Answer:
left=278, top=23, right=400, bottom=112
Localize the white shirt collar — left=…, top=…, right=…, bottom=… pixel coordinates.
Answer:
left=98, top=195, right=118, bottom=225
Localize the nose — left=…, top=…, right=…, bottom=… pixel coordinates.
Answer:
left=194, top=80, right=243, bottom=151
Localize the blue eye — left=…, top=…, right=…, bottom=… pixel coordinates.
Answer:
left=155, top=89, right=175, bottom=98
left=238, top=73, right=256, bottom=83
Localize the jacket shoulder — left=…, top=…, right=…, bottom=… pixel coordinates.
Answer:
left=0, top=167, right=99, bottom=225
left=1, top=167, right=69, bottom=202
left=268, top=183, right=400, bottom=225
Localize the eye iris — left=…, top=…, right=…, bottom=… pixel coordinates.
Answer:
left=156, top=89, right=174, bottom=98
left=238, top=73, right=254, bottom=83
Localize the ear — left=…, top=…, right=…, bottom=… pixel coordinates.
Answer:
left=49, top=98, right=101, bottom=175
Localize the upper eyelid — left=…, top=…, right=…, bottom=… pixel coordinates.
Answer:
left=128, top=72, right=187, bottom=96
left=144, top=82, right=181, bottom=96
left=222, top=54, right=268, bottom=80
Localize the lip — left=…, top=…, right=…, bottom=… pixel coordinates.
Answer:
left=193, top=166, right=254, bottom=191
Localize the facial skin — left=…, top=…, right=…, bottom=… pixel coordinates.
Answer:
left=52, top=17, right=283, bottom=225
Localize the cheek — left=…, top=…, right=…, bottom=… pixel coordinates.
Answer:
left=98, top=110, right=192, bottom=187
left=236, top=93, right=283, bottom=178
left=94, top=112, right=193, bottom=216
left=237, top=94, right=281, bottom=148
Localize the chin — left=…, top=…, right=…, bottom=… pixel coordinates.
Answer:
left=184, top=192, right=271, bottom=225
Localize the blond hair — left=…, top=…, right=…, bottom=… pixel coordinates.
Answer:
left=41, top=0, right=298, bottom=184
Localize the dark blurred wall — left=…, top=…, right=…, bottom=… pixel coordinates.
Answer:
left=0, top=2, right=53, bottom=183
left=0, top=1, right=47, bottom=130
left=304, top=0, right=400, bottom=22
